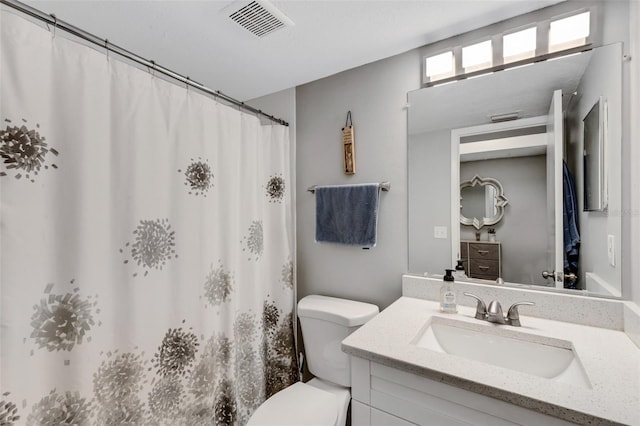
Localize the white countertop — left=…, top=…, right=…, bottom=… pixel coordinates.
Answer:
left=342, top=296, right=640, bottom=425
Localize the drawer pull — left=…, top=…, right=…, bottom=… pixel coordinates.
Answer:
left=478, top=266, right=490, bottom=271
left=476, top=250, right=489, bottom=255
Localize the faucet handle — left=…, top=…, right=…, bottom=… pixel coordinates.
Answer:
left=463, top=292, right=487, bottom=320
left=506, top=302, right=535, bottom=327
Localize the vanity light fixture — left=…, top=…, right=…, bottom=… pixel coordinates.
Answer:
left=490, top=112, right=520, bottom=122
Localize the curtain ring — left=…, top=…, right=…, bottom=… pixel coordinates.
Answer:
left=185, top=76, right=190, bottom=91
left=149, top=60, right=156, bottom=79
left=104, top=39, right=109, bottom=63
left=50, top=14, right=57, bottom=38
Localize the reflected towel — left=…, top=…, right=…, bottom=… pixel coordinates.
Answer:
left=563, top=160, right=580, bottom=277
left=315, top=183, right=381, bottom=247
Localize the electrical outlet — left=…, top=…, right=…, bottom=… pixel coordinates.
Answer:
left=434, top=226, right=447, bottom=239
left=608, top=235, right=615, bottom=266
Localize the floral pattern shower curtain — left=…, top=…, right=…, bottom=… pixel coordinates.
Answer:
left=0, top=11, right=297, bottom=426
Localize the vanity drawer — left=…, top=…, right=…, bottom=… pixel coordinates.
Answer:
left=469, top=259, right=500, bottom=278
left=468, top=243, right=499, bottom=260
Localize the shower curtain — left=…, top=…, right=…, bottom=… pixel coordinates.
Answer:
left=0, top=10, right=297, bottom=426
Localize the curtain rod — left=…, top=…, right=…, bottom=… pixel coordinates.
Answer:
left=0, top=0, right=289, bottom=127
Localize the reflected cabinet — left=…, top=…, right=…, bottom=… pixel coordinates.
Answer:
left=461, top=240, right=502, bottom=281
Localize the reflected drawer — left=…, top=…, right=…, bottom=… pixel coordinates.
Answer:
left=468, top=243, right=499, bottom=260
left=460, top=242, right=469, bottom=259
left=469, top=259, right=500, bottom=278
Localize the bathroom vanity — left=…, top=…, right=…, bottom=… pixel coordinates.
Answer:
left=342, top=277, right=640, bottom=426
left=349, top=358, right=573, bottom=426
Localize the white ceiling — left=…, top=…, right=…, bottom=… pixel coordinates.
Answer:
left=23, top=0, right=562, bottom=101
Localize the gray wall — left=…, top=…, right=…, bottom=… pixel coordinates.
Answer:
left=460, top=156, right=548, bottom=286
left=296, top=50, right=421, bottom=310
left=249, top=87, right=296, bottom=135
left=566, top=44, right=623, bottom=295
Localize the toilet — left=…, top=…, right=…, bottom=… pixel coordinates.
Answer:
left=247, top=294, right=379, bottom=426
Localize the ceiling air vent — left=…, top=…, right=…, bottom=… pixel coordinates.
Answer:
left=226, top=1, right=294, bottom=38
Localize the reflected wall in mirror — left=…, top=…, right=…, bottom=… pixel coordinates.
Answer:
left=459, top=175, right=508, bottom=229
left=408, top=42, right=623, bottom=298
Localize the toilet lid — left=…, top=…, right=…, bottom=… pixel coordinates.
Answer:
left=247, top=382, right=338, bottom=426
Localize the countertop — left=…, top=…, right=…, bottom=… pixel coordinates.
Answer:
left=342, top=296, right=640, bottom=425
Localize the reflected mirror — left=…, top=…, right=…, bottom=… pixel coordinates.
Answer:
left=583, top=97, right=607, bottom=211
left=460, top=175, right=508, bottom=229
left=408, top=42, right=622, bottom=298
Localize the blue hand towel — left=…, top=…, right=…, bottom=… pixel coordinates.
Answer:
left=315, top=183, right=381, bottom=247
left=563, top=160, right=580, bottom=274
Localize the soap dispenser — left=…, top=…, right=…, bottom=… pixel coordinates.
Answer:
left=453, top=259, right=467, bottom=280
left=440, top=269, right=458, bottom=313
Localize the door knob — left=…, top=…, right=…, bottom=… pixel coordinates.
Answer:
left=565, top=272, right=577, bottom=282
left=542, top=270, right=563, bottom=282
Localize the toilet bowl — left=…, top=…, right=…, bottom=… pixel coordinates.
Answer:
left=247, top=378, right=350, bottom=426
left=247, top=295, right=379, bottom=426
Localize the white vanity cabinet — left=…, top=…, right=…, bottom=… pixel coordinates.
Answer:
left=350, top=357, right=574, bottom=426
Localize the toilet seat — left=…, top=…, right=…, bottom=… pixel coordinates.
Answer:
left=247, top=381, right=338, bottom=426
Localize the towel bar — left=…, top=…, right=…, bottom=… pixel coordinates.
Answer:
left=307, top=181, right=390, bottom=193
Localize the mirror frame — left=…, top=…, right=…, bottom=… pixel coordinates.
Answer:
left=459, top=175, right=509, bottom=230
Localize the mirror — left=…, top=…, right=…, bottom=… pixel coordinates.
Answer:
left=583, top=97, right=607, bottom=211
left=460, top=175, right=508, bottom=229
left=408, top=42, right=622, bottom=298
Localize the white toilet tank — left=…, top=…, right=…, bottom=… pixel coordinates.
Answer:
left=298, top=295, right=379, bottom=387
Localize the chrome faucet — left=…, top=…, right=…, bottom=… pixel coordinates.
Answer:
left=487, top=299, right=507, bottom=324
left=463, top=292, right=534, bottom=327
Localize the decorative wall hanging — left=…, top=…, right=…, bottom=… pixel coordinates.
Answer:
left=342, top=111, right=356, bottom=175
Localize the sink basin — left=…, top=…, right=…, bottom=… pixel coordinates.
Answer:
left=413, top=317, right=591, bottom=388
